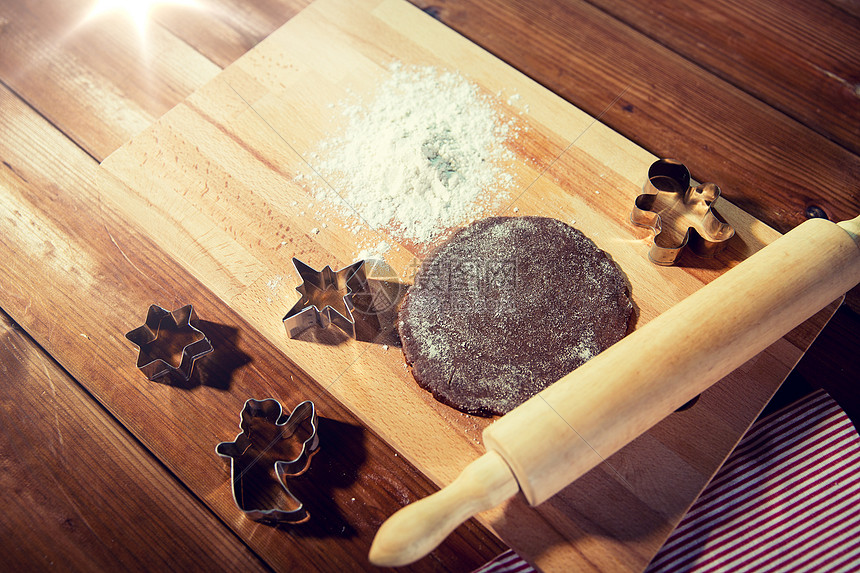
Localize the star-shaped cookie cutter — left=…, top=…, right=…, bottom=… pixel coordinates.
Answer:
left=216, top=399, right=319, bottom=524
left=630, top=159, right=735, bottom=265
left=283, top=257, right=368, bottom=339
left=125, top=304, right=213, bottom=381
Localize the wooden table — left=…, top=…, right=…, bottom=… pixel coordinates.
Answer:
left=1, top=1, right=857, bottom=571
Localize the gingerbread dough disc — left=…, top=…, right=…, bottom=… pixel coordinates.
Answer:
left=398, top=216, right=633, bottom=416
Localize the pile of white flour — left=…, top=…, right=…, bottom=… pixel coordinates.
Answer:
left=299, top=62, right=519, bottom=245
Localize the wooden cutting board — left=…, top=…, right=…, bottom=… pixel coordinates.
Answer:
left=98, top=0, right=834, bottom=569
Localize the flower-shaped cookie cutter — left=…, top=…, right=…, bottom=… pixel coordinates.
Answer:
left=216, top=399, right=320, bottom=524
left=631, top=159, right=735, bottom=265
left=283, top=257, right=368, bottom=339
left=125, top=304, right=213, bottom=381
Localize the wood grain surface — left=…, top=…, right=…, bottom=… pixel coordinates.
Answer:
left=96, top=0, right=841, bottom=570
left=410, top=0, right=860, bottom=231
left=0, top=0, right=220, bottom=160
left=0, top=65, right=504, bottom=573
left=0, top=0, right=857, bottom=571
left=0, top=310, right=269, bottom=572
left=589, top=0, right=860, bottom=154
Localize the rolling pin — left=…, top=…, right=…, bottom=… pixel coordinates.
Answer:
left=369, top=215, right=860, bottom=567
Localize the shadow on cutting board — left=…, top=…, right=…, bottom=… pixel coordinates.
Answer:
left=495, top=404, right=709, bottom=566
left=157, top=320, right=251, bottom=391
left=284, top=416, right=367, bottom=539
left=291, top=275, right=408, bottom=348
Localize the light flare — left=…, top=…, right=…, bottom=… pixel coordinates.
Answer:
left=82, top=0, right=202, bottom=37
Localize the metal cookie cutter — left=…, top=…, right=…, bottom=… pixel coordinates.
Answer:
left=283, top=257, right=367, bottom=338
left=631, top=159, right=735, bottom=265
left=125, top=304, right=213, bottom=381
left=216, top=399, right=320, bottom=524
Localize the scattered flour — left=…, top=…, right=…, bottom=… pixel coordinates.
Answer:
left=355, top=239, right=391, bottom=261
left=297, top=62, right=520, bottom=245
left=266, top=275, right=283, bottom=304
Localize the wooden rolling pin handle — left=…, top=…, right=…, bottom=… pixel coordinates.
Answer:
left=368, top=450, right=518, bottom=567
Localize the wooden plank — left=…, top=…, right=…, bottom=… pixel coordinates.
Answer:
left=588, top=0, right=860, bottom=154
left=0, top=0, right=321, bottom=164
left=406, top=0, right=860, bottom=231
left=98, top=0, right=838, bottom=569
left=0, top=0, right=220, bottom=160
left=153, top=0, right=313, bottom=68
left=827, top=0, right=860, bottom=18
left=0, top=82, right=505, bottom=571
left=0, top=310, right=268, bottom=572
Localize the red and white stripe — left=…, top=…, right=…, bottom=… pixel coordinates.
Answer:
left=647, top=390, right=860, bottom=573
left=474, top=391, right=860, bottom=573
left=472, top=548, right=536, bottom=573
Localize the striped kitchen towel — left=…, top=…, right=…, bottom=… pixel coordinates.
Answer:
left=474, top=390, right=860, bottom=572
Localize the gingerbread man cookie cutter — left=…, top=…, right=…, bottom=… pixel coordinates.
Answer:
left=631, top=159, right=735, bottom=265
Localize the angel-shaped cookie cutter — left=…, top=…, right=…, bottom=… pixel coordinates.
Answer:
left=125, top=304, right=213, bottom=381
left=216, top=399, right=320, bottom=524
left=631, top=159, right=735, bottom=265
left=283, top=257, right=368, bottom=339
